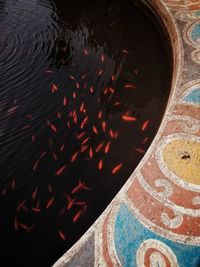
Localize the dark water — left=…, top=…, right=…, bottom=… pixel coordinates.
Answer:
left=0, top=0, right=172, bottom=266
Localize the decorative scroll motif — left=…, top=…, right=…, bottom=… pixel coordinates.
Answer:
left=136, top=239, right=178, bottom=267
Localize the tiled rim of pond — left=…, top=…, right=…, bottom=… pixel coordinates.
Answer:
left=53, top=0, right=188, bottom=266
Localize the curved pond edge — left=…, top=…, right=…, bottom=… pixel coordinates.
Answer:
left=54, top=0, right=200, bottom=266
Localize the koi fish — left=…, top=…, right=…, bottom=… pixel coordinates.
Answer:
left=32, top=207, right=41, bottom=213
left=47, top=121, right=57, bottom=132
left=51, top=83, right=58, bottom=93
left=48, top=183, right=53, bottom=194
left=98, top=69, right=103, bottom=76
left=142, top=137, right=149, bottom=144
left=14, top=216, right=18, bottom=231
left=57, top=112, right=61, bottom=119
left=71, top=151, right=78, bottom=162
left=81, top=74, right=87, bottom=80
left=96, top=142, right=104, bottom=153
left=82, top=137, right=90, bottom=145
left=11, top=179, right=16, bottom=190
left=81, top=116, right=88, bottom=129
left=111, top=75, right=115, bottom=81
left=32, top=134, right=35, bottom=143
left=83, top=49, right=88, bottom=55
left=32, top=186, right=38, bottom=200
left=63, top=96, right=67, bottom=106
left=90, top=86, right=94, bottom=94
left=46, top=197, right=54, bottom=209
left=141, top=120, right=150, bottom=131
left=124, top=84, right=136, bottom=89
left=112, top=163, right=122, bottom=174
left=89, top=148, right=93, bottom=159
left=98, top=159, right=103, bottom=170
left=76, top=82, right=80, bottom=89
left=102, top=121, right=106, bottom=132
left=66, top=194, right=76, bottom=210
left=134, top=148, right=145, bottom=154
left=73, top=210, right=82, bottom=223
left=122, top=115, right=136, bottom=122
left=101, top=54, right=105, bottom=62
left=92, top=125, right=98, bottom=134
left=109, top=129, right=114, bottom=138
left=81, top=145, right=88, bottom=153
left=55, top=165, right=66, bottom=176
left=16, top=200, right=26, bottom=212
left=76, top=132, right=86, bottom=140
left=69, top=75, right=75, bottom=80
left=122, top=49, right=129, bottom=54
left=98, top=110, right=102, bottom=119
left=58, top=230, right=66, bottom=240
left=72, top=179, right=90, bottom=194
left=104, top=142, right=110, bottom=154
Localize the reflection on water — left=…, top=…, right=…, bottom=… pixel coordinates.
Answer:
left=0, top=0, right=172, bottom=266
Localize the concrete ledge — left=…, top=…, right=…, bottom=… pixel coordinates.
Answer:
left=54, top=1, right=200, bottom=266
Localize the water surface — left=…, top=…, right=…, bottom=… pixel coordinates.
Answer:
left=0, top=0, right=172, bottom=266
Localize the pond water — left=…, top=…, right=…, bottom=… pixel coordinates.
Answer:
left=0, top=0, right=172, bottom=266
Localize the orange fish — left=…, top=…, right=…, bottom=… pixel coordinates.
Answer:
left=122, top=49, right=129, bottom=54
left=55, top=165, right=66, bottom=176
left=72, top=179, right=90, bottom=194
left=104, top=142, right=110, bottom=154
left=81, top=145, right=88, bottom=153
left=98, top=69, right=103, bottom=76
left=19, top=223, right=29, bottom=231
left=141, top=120, right=150, bottom=131
left=32, top=134, right=35, bottom=143
left=101, top=54, right=105, bottom=62
left=32, top=207, right=41, bottom=213
left=48, top=183, right=53, bottom=194
left=60, top=144, right=65, bottom=152
left=83, top=49, right=88, bottom=55
left=58, top=230, right=66, bottom=240
left=134, top=148, right=145, bottom=154
left=63, top=96, right=67, bottom=106
left=96, top=142, right=104, bottom=153
left=14, top=216, right=18, bottom=231
left=11, top=179, right=16, bottom=190
left=111, top=75, right=115, bottom=81
left=90, top=86, right=94, bottom=94
left=16, top=200, right=26, bottom=212
left=71, top=151, right=79, bottom=162
left=32, top=186, right=38, bottom=200
left=76, top=132, right=86, bottom=140
left=92, top=125, right=98, bottom=134
left=112, top=163, right=122, bottom=174
left=81, top=137, right=90, bottom=145
left=57, top=112, right=61, bottom=119
left=109, top=129, right=114, bottom=138
left=66, top=194, right=76, bottom=210
left=122, top=115, right=136, bottom=122
left=46, top=197, right=54, bottom=209
left=98, top=159, right=103, bottom=170
left=142, top=137, right=149, bottom=144
left=73, top=210, right=82, bottom=223
left=51, top=83, right=58, bottom=93
left=89, top=147, right=93, bottom=158
left=124, top=84, right=136, bottom=89
left=98, top=110, right=102, bottom=119
left=102, top=121, right=106, bottom=132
